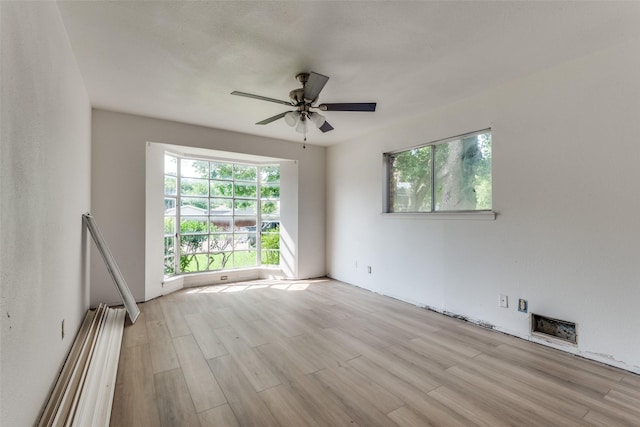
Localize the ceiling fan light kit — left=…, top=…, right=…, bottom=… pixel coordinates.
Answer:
left=231, top=71, right=377, bottom=142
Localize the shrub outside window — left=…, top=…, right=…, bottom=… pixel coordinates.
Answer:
left=386, top=130, right=492, bottom=213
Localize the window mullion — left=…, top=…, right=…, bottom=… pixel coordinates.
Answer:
left=257, top=167, right=262, bottom=265
left=430, top=145, right=435, bottom=212
left=175, top=159, right=181, bottom=274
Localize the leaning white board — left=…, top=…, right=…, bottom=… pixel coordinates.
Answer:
left=83, top=213, right=140, bottom=323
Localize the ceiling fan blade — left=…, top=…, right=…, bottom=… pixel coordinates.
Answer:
left=318, top=121, right=334, bottom=133
left=231, top=91, right=292, bottom=106
left=256, top=112, right=288, bottom=125
left=304, top=72, right=329, bottom=102
left=319, top=102, right=377, bottom=112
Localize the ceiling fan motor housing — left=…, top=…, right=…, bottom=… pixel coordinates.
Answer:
left=289, top=88, right=305, bottom=105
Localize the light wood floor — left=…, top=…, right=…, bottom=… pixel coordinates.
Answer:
left=111, top=278, right=640, bottom=426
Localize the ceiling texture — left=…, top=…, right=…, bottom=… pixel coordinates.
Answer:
left=57, top=1, right=640, bottom=146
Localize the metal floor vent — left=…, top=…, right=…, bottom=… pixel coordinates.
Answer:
left=531, top=313, right=577, bottom=344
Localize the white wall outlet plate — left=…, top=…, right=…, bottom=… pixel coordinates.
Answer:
left=499, top=294, right=508, bottom=308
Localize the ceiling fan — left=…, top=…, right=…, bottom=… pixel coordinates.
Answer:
left=231, top=72, right=376, bottom=141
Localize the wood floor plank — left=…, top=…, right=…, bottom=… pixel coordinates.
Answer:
left=284, top=372, right=362, bottom=427
left=148, top=337, right=180, bottom=374
left=184, top=312, right=229, bottom=359
left=110, top=344, right=161, bottom=427
left=217, top=307, right=269, bottom=347
left=488, top=343, right=618, bottom=395
left=621, top=373, right=640, bottom=387
left=583, top=408, right=639, bottom=427
left=290, top=331, right=359, bottom=367
left=207, top=355, right=280, bottom=427
left=428, top=386, right=514, bottom=427
left=198, top=404, right=240, bottom=427
left=604, top=387, right=640, bottom=414
left=259, top=385, right=323, bottom=427
left=313, top=367, right=398, bottom=427
left=347, top=355, right=433, bottom=408
left=172, top=334, right=227, bottom=412
left=215, top=326, right=281, bottom=392
left=328, top=362, right=404, bottom=414
left=160, top=299, right=191, bottom=338
left=146, top=318, right=172, bottom=342
left=446, top=365, right=586, bottom=427
left=257, top=339, right=323, bottom=378
left=354, top=346, right=441, bottom=393
left=140, top=298, right=164, bottom=322
left=154, top=368, right=201, bottom=427
left=122, top=312, right=148, bottom=348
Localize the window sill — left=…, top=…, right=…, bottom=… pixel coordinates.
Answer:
left=381, top=211, right=496, bottom=220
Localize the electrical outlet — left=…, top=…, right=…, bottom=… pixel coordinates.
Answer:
left=499, top=294, right=508, bottom=308
left=367, top=266, right=372, bottom=274
left=518, top=299, right=528, bottom=313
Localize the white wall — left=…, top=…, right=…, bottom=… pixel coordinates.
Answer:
left=0, top=3, right=92, bottom=426
left=91, top=110, right=325, bottom=305
left=327, top=39, right=640, bottom=373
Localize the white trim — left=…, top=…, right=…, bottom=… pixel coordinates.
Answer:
left=381, top=211, right=496, bottom=220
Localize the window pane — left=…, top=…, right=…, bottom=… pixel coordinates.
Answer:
left=261, top=229, right=280, bottom=266
left=234, top=183, right=257, bottom=198
left=234, top=216, right=256, bottom=231
left=180, top=178, right=209, bottom=196
left=164, top=236, right=174, bottom=255
left=164, top=175, right=177, bottom=196
left=390, top=147, right=432, bottom=212
left=234, top=199, right=257, bottom=215
left=180, top=237, right=207, bottom=274
left=247, top=233, right=257, bottom=249
left=261, top=250, right=280, bottom=266
left=234, top=251, right=257, bottom=268
left=164, top=256, right=175, bottom=275
left=181, top=159, right=208, bottom=178
left=234, top=232, right=256, bottom=250
left=210, top=198, right=232, bottom=215
left=234, top=164, right=257, bottom=182
left=260, top=166, right=280, bottom=183
left=209, top=234, right=233, bottom=252
left=208, top=252, right=233, bottom=270
left=181, top=254, right=210, bottom=273
left=261, top=200, right=280, bottom=218
left=210, top=180, right=233, bottom=197
left=210, top=216, right=233, bottom=232
left=180, top=197, right=208, bottom=213
left=260, top=184, right=280, bottom=199
left=165, top=155, right=177, bottom=176
left=164, top=197, right=176, bottom=212
left=210, top=162, right=233, bottom=180
left=475, top=133, right=492, bottom=210
left=164, top=217, right=175, bottom=234
left=180, top=217, right=208, bottom=234
left=435, top=132, right=491, bottom=211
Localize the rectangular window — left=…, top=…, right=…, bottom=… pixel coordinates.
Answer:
left=164, top=153, right=280, bottom=277
left=386, top=129, right=492, bottom=213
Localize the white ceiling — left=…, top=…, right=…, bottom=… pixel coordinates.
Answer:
left=57, top=1, right=640, bottom=146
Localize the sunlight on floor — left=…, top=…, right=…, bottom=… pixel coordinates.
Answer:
left=184, top=278, right=328, bottom=294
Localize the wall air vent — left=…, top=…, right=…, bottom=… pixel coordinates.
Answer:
left=531, top=313, right=577, bottom=344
